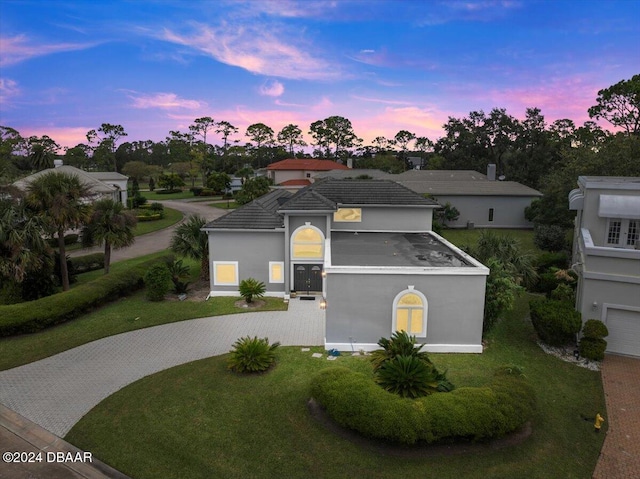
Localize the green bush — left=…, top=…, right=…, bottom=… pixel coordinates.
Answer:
left=534, top=251, right=569, bottom=273
left=239, top=278, right=266, bottom=303
left=70, top=253, right=105, bottom=273
left=375, top=355, right=453, bottom=398
left=227, top=336, right=280, bottom=373
left=529, top=299, right=582, bottom=346
left=198, top=188, right=218, bottom=197
left=533, top=224, right=569, bottom=252
left=144, top=263, right=171, bottom=301
left=550, top=283, right=575, bottom=302
left=149, top=202, right=164, bottom=213
left=311, top=366, right=535, bottom=445
left=47, top=233, right=79, bottom=247
left=190, top=187, right=203, bottom=196
left=579, top=319, right=609, bottom=361
left=136, top=213, right=163, bottom=222
left=582, top=319, right=609, bottom=339
left=0, top=257, right=168, bottom=336
left=370, top=330, right=432, bottom=371
left=579, top=338, right=607, bottom=361
left=155, top=188, right=183, bottom=194
left=168, top=259, right=190, bottom=294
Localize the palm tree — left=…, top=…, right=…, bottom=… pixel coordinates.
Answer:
left=82, top=199, right=137, bottom=274
left=25, top=171, right=91, bottom=290
left=170, top=215, right=209, bottom=281
left=0, top=192, right=52, bottom=283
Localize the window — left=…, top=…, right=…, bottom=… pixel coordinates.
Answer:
left=488, top=208, right=494, bottom=222
left=606, top=218, right=640, bottom=249
left=306, top=172, right=311, bottom=178
left=393, top=287, right=428, bottom=337
left=333, top=208, right=362, bottom=222
left=269, top=261, right=284, bottom=283
left=292, top=225, right=324, bottom=259
left=213, top=261, right=238, bottom=286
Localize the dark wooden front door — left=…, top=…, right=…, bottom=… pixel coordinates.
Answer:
left=294, top=264, right=323, bottom=292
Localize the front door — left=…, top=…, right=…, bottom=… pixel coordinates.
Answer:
left=294, top=264, right=323, bottom=293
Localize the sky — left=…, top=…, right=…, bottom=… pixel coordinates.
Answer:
left=1, top=0, right=639, bottom=152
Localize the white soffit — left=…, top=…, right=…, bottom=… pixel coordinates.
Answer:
left=598, top=194, right=640, bottom=219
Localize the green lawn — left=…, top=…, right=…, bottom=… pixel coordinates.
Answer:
left=209, top=200, right=238, bottom=209
left=133, top=206, right=182, bottom=235
left=65, top=293, right=605, bottom=479
left=440, top=228, right=540, bottom=254
left=141, top=190, right=197, bottom=200
left=0, top=254, right=287, bottom=371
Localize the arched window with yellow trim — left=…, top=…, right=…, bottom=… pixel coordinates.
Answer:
left=291, top=225, right=324, bottom=259
left=393, top=287, right=427, bottom=337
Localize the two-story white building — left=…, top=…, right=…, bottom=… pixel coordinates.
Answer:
left=569, top=176, right=640, bottom=357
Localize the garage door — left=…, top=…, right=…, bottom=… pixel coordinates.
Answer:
left=606, top=308, right=640, bottom=357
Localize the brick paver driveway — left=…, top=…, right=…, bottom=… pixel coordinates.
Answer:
left=593, top=354, right=640, bottom=479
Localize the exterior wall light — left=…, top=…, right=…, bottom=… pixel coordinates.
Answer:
left=320, top=298, right=327, bottom=310
left=592, top=301, right=598, bottom=311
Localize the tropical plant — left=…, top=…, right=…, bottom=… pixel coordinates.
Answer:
left=25, top=171, right=91, bottom=290
left=82, top=199, right=137, bottom=274
left=167, top=259, right=190, bottom=294
left=238, top=278, right=266, bottom=304
left=374, top=355, right=451, bottom=398
left=483, top=257, right=523, bottom=332
left=170, top=215, right=209, bottom=281
left=227, top=336, right=280, bottom=373
left=370, top=330, right=432, bottom=372
left=143, top=262, right=171, bottom=301
left=0, top=191, right=52, bottom=284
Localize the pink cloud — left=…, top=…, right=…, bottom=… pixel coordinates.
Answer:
left=0, top=35, right=96, bottom=67
left=127, top=92, right=205, bottom=110
left=158, top=22, right=343, bottom=80
left=0, top=78, right=20, bottom=104
left=259, top=79, right=285, bottom=97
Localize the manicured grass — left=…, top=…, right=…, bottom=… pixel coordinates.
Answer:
left=440, top=228, right=540, bottom=254
left=209, top=200, right=238, bottom=209
left=66, top=293, right=605, bottom=479
left=133, top=206, right=182, bottom=235
left=141, top=190, right=197, bottom=200
left=0, top=255, right=287, bottom=371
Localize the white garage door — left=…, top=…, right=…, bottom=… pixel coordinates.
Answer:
left=606, top=308, right=640, bottom=357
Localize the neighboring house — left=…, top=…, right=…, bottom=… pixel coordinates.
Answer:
left=203, top=179, right=489, bottom=353
left=318, top=166, right=543, bottom=228
left=13, top=160, right=129, bottom=205
left=266, top=158, right=350, bottom=188
left=569, top=176, right=640, bottom=357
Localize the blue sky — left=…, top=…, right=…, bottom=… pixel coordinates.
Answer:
left=1, top=0, right=639, bottom=151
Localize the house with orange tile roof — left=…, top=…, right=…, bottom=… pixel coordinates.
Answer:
left=266, top=158, right=349, bottom=187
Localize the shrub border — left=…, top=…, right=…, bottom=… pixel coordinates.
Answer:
left=0, top=256, right=170, bottom=336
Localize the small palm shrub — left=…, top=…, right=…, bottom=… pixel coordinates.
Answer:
left=167, top=259, right=190, bottom=294
left=227, top=336, right=280, bottom=373
left=239, top=278, right=266, bottom=303
left=144, top=263, right=171, bottom=301
left=370, top=331, right=453, bottom=397
left=579, top=319, right=609, bottom=361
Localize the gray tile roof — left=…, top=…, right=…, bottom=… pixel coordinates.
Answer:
left=203, top=189, right=292, bottom=229
left=284, top=179, right=439, bottom=208
left=13, top=165, right=117, bottom=194
left=395, top=169, right=488, bottom=181
left=398, top=179, right=543, bottom=197
left=313, top=169, right=394, bottom=180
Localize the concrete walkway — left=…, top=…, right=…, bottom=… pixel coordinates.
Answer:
left=69, top=198, right=226, bottom=262
left=0, top=298, right=324, bottom=438
left=593, top=354, right=640, bottom=479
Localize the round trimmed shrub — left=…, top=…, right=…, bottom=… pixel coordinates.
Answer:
left=144, top=263, right=171, bottom=301
left=311, top=366, right=535, bottom=445
left=579, top=338, right=607, bottom=361
left=533, top=224, right=569, bottom=252
left=529, top=298, right=581, bottom=346
left=582, top=319, right=609, bottom=339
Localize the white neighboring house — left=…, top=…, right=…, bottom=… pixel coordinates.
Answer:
left=569, top=176, right=640, bottom=357
left=12, top=160, right=129, bottom=205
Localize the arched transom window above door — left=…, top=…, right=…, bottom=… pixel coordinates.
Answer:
left=292, top=225, right=324, bottom=259
left=393, top=287, right=428, bottom=337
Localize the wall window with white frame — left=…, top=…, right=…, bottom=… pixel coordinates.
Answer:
left=291, top=225, right=324, bottom=259
left=392, top=287, right=428, bottom=337
left=213, top=261, right=239, bottom=286
left=606, top=218, right=640, bottom=249
left=333, top=207, right=362, bottom=222
left=269, top=261, right=284, bottom=283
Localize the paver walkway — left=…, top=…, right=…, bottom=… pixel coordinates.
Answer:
left=0, top=298, right=324, bottom=437
left=593, top=354, right=640, bottom=479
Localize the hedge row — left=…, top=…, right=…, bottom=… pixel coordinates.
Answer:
left=70, top=253, right=105, bottom=273
left=529, top=298, right=582, bottom=346
left=46, top=233, right=79, bottom=247
left=136, top=213, right=163, bottom=222
left=0, top=256, right=169, bottom=337
left=310, top=366, right=535, bottom=445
